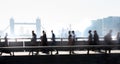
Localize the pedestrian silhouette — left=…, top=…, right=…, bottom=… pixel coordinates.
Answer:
left=117, top=32, right=120, bottom=49
left=31, top=30, right=37, bottom=46
left=93, top=30, right=102, bottom=52
left=87, top=30, right=93, bottom=54
left=51, top=30, right=58, bottom=54
left=0, top=33, right=12, bottom=56
left=29, top=30, right=38, bottom=55
left=68, top=31, right=74, bottom=54
left=71, top=30, right=76, bottom=54
left=104, top=30, right=113, bottom=53
left=41, top=30, right=49, bottom=54
left=93, top=30, right=99, bottom=45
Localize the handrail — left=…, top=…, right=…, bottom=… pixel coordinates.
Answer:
left=0, top=37, right=116, bottom=42
left=1, top=45, right=120, bottom=49
left=0, top=45, right=120, bottom=56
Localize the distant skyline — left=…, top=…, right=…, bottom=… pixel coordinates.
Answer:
left=0, top=0, right=120, bottom=37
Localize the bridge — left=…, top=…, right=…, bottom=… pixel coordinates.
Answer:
left=0, top=37, right=120, bottom=64
left=0, top=37, right=118, bottom=55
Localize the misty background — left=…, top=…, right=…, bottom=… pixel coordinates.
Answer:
left=0, top=0, right=120, bottom=38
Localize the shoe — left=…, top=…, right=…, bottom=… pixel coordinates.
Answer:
left=72, top=52, right=76, bottom=54
left=10, top=53, right=12, bottom=56
left=35, top=52, right=39, bottom=55
left=0, top=52, right=2, bottom=56
left=55, top=52, right=58, bottom=55
left=46, top=52, right=49, bottom=55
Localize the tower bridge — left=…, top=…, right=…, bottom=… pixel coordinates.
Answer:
left=10, top=18, right=41, bottom=37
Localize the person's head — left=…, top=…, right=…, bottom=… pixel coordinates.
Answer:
left=88, top=30, right=92, bottom=33
left=109, top=30, right=112, bottom=34
left=117, top=32, right=120, bottom=35
left=32, top=30, right=34, bottom=33
left=72, top=30, right=74, bottom=34
left=94, top=30, right=97, bottom=33
left=43, top=30, right=46, bottom=34
left=68, top=31, right=71, bottom=34
left=119, top=32, right=120, bottom=34
left=51, top=30, right=53, bottom=33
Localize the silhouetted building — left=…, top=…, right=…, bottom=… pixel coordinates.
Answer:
left=84, top=16, right=120, bottom=36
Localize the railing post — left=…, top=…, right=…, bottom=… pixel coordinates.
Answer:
left=61, top=38, right=63, bottom=45
left=15, top=38, right=17, bottom=43
left=23, top=41, right=25, bottom=47
left=0, top=36, right=1, bottom=42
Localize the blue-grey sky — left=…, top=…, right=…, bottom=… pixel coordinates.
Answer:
left=0, top=0, right=120, bottom=37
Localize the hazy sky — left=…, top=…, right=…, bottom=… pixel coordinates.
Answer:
left=0, top=0, right=120, bottom=37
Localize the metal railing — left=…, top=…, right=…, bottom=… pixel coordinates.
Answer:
left=0, top=45, right=120, bottom=56
left=0, top=37, right=119, bottom=56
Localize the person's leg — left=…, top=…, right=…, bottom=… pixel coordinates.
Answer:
left=55, top=50, right=58, bottom=55
left=0, top=52, right=2, bottom=56
left=87, top=48, right=90, bottom=54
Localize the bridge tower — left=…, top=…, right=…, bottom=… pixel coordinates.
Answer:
left=36, top=18, right=41, bottom=37
left=10, top=18, right=14, bottom=35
